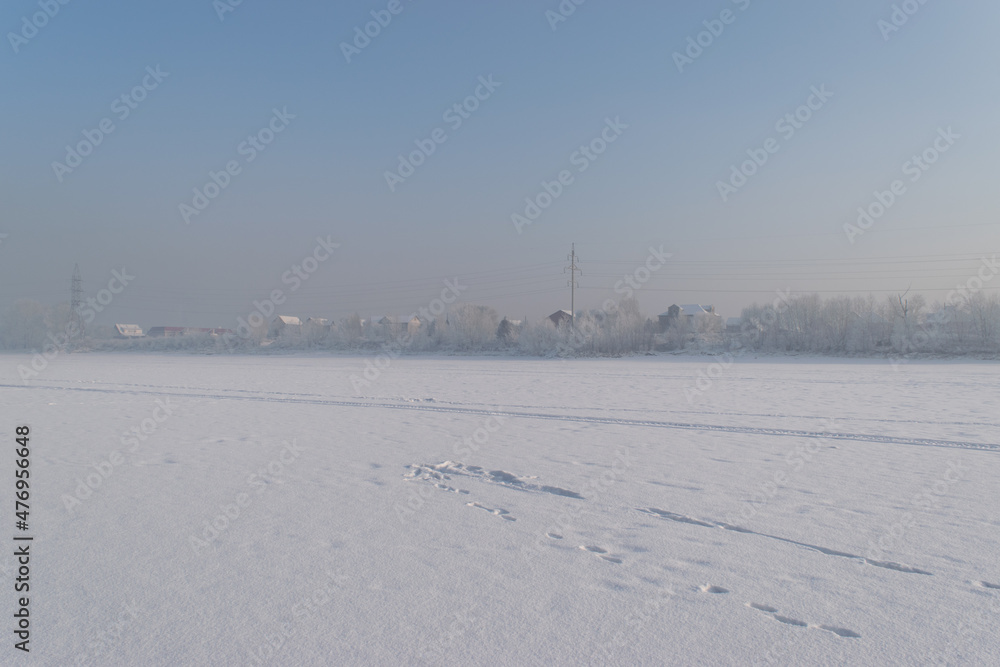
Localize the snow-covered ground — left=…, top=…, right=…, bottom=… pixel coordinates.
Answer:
left=2, top=353, right=999, bottom=665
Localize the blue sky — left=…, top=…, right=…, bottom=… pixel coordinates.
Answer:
left=2, top=0, right=998, bottom=326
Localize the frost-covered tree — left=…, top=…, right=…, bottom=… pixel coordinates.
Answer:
left=447, top=304, right=499, bottom=350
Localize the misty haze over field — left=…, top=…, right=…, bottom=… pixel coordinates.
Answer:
left=2, top=1, right=998, bottom=334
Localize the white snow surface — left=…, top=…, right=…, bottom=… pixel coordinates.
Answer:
left=2, top=353, right=999, bottom=665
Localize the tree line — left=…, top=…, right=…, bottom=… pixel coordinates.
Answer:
left=2, top=291, right=999, bottom=357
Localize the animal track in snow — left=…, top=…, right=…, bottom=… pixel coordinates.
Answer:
left=746, top=602, right=860, bottom=638
left=699, top=585, right=729, bottom=594
left=578, top=546, right=622, bottom=564
left=432, top=483, right=469, bottom=495
left=637, top=507, right=932, bottom=576
left=467, top=502, right=516, bottom=521
left=405, top=461, right=584, bottom=499
left=817, top=625, right=863, bottom=638
left=403, top=464, right=470, bottom=494
left=774, top=615, right=808, bottom=627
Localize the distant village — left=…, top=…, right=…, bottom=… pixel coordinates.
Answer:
left=109, top=304, right=734, bottom=344
left=96, top=289, right=1000, bottom=358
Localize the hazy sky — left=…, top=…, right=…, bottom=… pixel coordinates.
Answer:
left=2, top=0, right=998, bottom=327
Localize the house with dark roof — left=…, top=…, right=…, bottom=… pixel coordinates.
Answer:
left=548, top=310, right=573, bottom=328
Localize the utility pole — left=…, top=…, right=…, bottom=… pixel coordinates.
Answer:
left=70, top=263, right=84, bottom=339
left=564, top=243, right=581, bottom=328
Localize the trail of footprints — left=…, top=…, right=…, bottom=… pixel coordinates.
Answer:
left=692, top=586, right=860, bottom=638
left=401, top=463, right=997, bottom=643
left=745, top=601, right=862, bottom=638
left=404, top=460, right=587, bottom=523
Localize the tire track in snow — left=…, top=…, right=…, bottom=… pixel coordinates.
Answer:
left=19, top=379, right=1000, bottom=428
left=3, top=383, right=997, bottom=453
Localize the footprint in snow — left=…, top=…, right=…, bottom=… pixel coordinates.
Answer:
left=774, top=615, right=808, bottom=627
left=578, top=545, right=622, bottom=564
left=433, top=483, right=469, bottom=494
left=817, top=625, right=862, bottom=638
left=466, top=502, right=515, bottom=521
left=699, top=585, right=729, bottom=594
left=976, top=581, right=1000, bottom=590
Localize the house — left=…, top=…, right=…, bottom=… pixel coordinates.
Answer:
left=304, top=318, right=332, bottom=340
left=114, top=324, right=143, bottom=338
left=548, top=310, right=573, bottom=328
left=406, top=316, right=425, bottom=336
left=659, top=304, right=718, bottom=331
left=657, top=305, right=682, bottom=331
left=270, top=315, right=302, bottom=337
left=146, top=326, right=232, bottom=337
left=304, top=317, right=331, bottom=331
left=725, top=317, right=742, bottom=334
left=680, top=304, right=716, bottom=317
